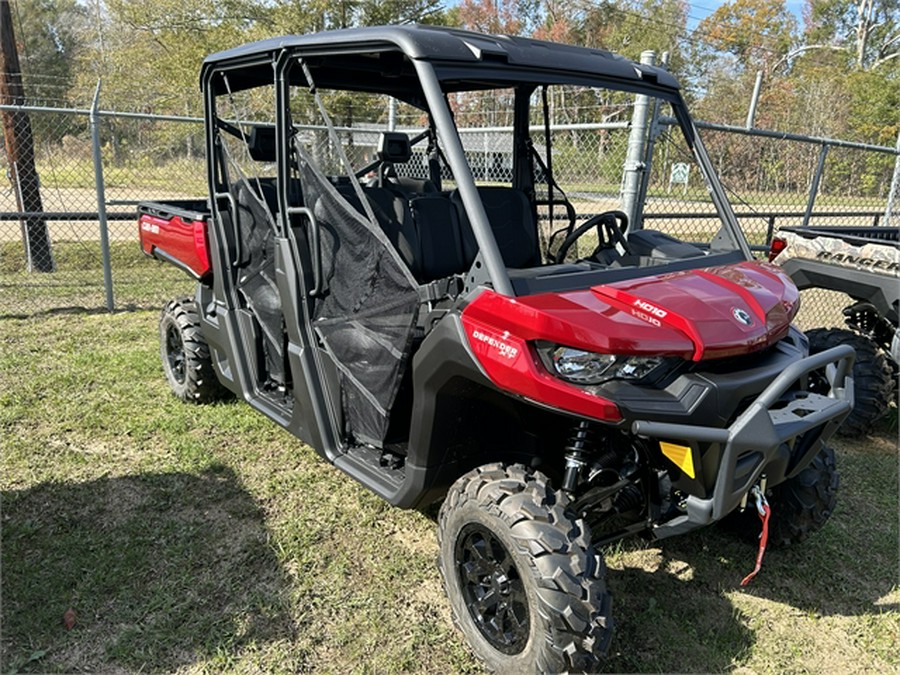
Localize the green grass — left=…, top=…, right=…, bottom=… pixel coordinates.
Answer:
left=1, top=311, right=898, bottom=673
left=37, top=157, right=208, bottom=195
left=0, top=241, right=192, bottom=317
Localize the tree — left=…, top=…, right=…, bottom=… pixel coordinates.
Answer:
left=1, top=0, right=54, bottom=271
left=9, top=0, right=88, bottom=102
left=697, top=0, right=797, bottom=73
left=267, top=0, right=447, bottom=35
left=457, top=0, right=539, bottom=34
left=803, top=0, right=900, bottom=69
left=577, top=0, right=688, bottom=65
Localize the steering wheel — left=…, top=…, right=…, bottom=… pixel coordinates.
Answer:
left=554, top=210, right=631, bottom=264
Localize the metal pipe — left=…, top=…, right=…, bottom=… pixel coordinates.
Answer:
left=802, top=144, right=830, bottom=228
left=746, top=71, right=763, bottom=129
left=884, top=131, right=900, bottom=226
left=388, top=97, right=397, bottom=132
left=459, top=122, right=631, bottom=133
left=659, top=115, right=897, bottom=155
left=0, top=103, right=204, bottom=123
left=1, top=101, right=895, bottom=156
left=90, top=80, right=115, bottom=311
left=621, top=50, right=656, bottom=229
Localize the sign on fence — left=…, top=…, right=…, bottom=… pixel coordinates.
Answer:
left=669, top=162, right=689, bottom=194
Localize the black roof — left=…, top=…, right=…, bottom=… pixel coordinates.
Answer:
left=201, top=24, right=679, bottom=94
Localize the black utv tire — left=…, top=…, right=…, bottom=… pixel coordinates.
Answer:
left=724, top=445, right=839, bottom=549
left=437, top=463, right=612, bottom=673
left=807, top=328, right=893, bottom=436
left=159, top=298, right=226, bottom=403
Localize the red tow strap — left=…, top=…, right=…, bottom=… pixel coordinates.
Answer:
left=740, top=490, right=771, bottom=586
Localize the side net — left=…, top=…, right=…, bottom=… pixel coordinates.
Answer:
left=293, top=122, right=420, bottom=446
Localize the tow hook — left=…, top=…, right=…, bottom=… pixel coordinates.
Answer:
left=740, top=483, right=771, bottom=586
left=739, top=475, right=767, bottom=512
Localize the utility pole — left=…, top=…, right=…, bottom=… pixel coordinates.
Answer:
left=0, top=0, right=54, bottom=272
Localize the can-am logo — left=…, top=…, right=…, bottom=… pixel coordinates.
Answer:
left=732, top=308, right=753, bottom=326
left=471, top=329, right=519, bottom=359
left=631, top=299, right=667, bottom=327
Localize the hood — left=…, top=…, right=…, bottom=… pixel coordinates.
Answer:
left=591, top=261, right=799, bottom=360
left=463, top=261, right=799, bottom=362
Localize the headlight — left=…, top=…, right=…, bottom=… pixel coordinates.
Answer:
left=539, top=345, right=664, bottom=385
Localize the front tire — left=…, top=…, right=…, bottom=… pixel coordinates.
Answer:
left=437, top=463, right=612, bottom=673
left=807, top=328, right=893, bottom=436
left=725, top=445, right=839, bottom=548
left=159, top=297, right=226, bottom=403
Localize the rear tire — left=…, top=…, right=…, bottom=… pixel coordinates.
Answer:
left=807, top=328, right=892, bottom=436
left=724, top=445, right=839, bottom=548
left=437, top=463, right=612, bottom=673
left=159, top=297, right=226, bottom=403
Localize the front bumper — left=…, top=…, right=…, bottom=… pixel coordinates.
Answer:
left=632, top=345, right=854, bottom=539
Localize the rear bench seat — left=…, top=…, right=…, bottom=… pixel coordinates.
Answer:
left=336, top=184, right=469, bottom=284
left=335, top=183, right=542, bottom=286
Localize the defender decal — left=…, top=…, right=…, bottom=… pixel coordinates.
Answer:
left=470, top=328, right=520, bottom=360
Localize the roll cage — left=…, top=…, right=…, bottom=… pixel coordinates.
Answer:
left=200, top=25, right=751, bottom=301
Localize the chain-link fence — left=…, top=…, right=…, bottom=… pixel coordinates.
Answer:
left=0, top=102, right=205, bottom=316
left=2, top=94, right=898, bottom=329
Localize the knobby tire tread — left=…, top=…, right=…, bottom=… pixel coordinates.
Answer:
left=438, top=463, right=612, bottom=673
left=160, top=297, right=226, bottom=403
left=807, top=328, right=893, bottom=436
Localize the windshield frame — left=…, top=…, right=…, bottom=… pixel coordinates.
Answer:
left=420, top=61, right=752, bottom=295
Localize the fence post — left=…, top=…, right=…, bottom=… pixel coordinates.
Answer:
left=90, top=80, right=114, bottom=311
left=388, top=97, right=397, bottom=132
left=621, top=50, right=656, bottom=229
left=745, top=71, right=763, bottom=129
left=634, top=51, right=669, bottom=225
left=802, top=143, right=829, bottom=228
left=884, top=131, right=900, bottom=226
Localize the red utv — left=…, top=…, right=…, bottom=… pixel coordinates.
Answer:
left=139, top=25, right=853, bottom=672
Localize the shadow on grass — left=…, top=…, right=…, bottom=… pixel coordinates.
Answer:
left=1, top=464, right=295, bottom=673
left=599, top=533, right=756, bottom=673
left=0, top=304, right=159, bottom=320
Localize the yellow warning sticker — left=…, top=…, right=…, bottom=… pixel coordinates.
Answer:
left=660, top=441, right=695, bottom=479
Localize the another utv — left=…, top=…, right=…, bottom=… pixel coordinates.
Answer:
left=771, top=225, right=897, bottom=435
left=139, top=25, right=854, bottom=672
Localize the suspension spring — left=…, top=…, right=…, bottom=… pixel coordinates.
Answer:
left=562, top=420, right=596, bottom=492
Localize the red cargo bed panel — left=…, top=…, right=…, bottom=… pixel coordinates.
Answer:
left=138, top=200, right=212, bottom=280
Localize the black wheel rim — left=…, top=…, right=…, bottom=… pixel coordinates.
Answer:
left=455, top=523, right=530, bottom=655
left=165, top=323, right=186, bottom=385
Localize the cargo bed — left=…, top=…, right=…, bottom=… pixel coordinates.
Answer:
left=138, top=199, right=212, bottom=280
